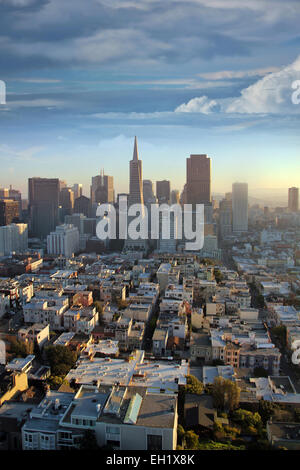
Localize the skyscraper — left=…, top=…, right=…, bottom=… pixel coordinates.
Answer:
left=124, top=137, right=147, bottom=251
left=74, top=195, right=91, bottom=217
left=0, top=199, right=20, bottom=226
left=129, top=136, right=144, bottom=208
left=156, top=180, right=170, bottom=204
left=288, top=187, right=299, bottom=212
left=59, top=187, right=74, bottom=218
left=28, top=177, right=60, bottom=239
left=91, top=170, right=114, bottom=205
left=72, top=183, right=83, bottom=200
left=232, top=182, right=248, bottom=233
left=186, top=154, right=211, bottom=205
left=219, top=198, right=232, bottom=239
left=143, top=180, right=155, bottom=204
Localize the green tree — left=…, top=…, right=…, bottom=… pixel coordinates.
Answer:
left=254, top=366, right=268, bottom=378
left=231, top=408, right=263, bottom=435
left=214, top=269, right=224, bottom=284
left=271, top=325, right=287, bottom=347
left=45, top=345, right=78, bottom=377
left=78, top=430, right=99, bottom=450
left=9, top=339, right=33, bottom=358
left=212, top=377, right=240, bottom=411
left=185, top=375, right=204, bottom=395
left=185, top=430, right=199, bottom=450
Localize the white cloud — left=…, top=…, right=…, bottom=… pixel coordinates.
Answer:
left=175, top=95, right=219, bottom=113
left=175, top=55, right=300, bottom=114
left=198, top=67, right=280, bottom=80
left=225, top=55, right=300, bottom=113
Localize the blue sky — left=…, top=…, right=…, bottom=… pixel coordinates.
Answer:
left=0, top=0, right=300, bottom=202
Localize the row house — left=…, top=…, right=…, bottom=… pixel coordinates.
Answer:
left=23, top=297, right=69, bottom=330
left=63, top=306, right=98, bottom=335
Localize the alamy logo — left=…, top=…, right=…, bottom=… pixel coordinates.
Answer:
left=0, top=80, right=6, bottom=105
left=291, top=80, right=300, bottom=105
left=291, top=340, right=300, bottom=365
left=96, top=195, right=205, bottom=251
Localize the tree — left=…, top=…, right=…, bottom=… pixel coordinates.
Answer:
left=185, top=430, right=199, bottom=450
left=214, top=269, right=224, bottom=284
left=9, top=339, right=33, bottom=358
left=177, top=424, right=185, bottom=446
left=254, top=367, right=268, bottom=378
left=185, top=375, right=204, bottom=395
left=78, top=430, right=99, bottom=450
left=271, top=325, right=287, bottom=347
left=231, top=408, right=263, bottom=435
left=45, top=345, right=78, bottom=377
left=258, top=400, right=278, bottom=424
left=212, top=377, right=240, bottom=411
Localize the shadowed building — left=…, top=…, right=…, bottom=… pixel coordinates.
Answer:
left=91, top=170, right=114, bottom=205
left=28, top=177, right=59, bottom=239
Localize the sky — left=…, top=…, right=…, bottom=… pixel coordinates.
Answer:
left=0, top=0, right=300, bottom=203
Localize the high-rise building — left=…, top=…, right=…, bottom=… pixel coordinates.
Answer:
left=171, top=190, right=180, bottom=205
left=47, top=224, right=79, bottom=258
left=186, top=154, right=211, bottom=205
left=219, top=198, right=232, bottom=239
left=129, top=137, right=144, bottom=208
left=0, top=188, right=9, bottom=199
left=156, top=180, right=170, bottom=204
left=232, top=183, right=248, bottom=233
left=72, top=183, right=83, bottom=200
left=28, top=177, right=60, bottom=239
left=124, top=137, right=147, bottom=251
left=143, top=180, right=155, bottom=204
left=0, top=199, right=20, bottom=226
left=91, top=170, right=114, bottom=205
left=74, top=195, right=91, bottom=217
left=0, top=223, right=28, bottom=256
left=288, top=187, right=299, bottom=212
left=59, top=187, right=74, bottom=217
left=158, top=210, right=178, bottom=253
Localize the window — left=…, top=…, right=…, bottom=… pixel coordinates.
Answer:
left=106, top=426, right=120, bottom=435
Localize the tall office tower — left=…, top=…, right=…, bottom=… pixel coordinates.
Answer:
left=72, top=183, right=83, bottom=200
left=124, top=137, right=147, bottom=252
left=0, top=223, right=28, bottom=256
left=186, top=154, right=211, bottom=205
left=232, top=182, right=248, bottom=233
left=288, top=187, right=299, bottom=212
left=91, top=170, right=114, bottom=205
left=129, top=137, right=144, bottom=207
left=0, top=188, right=9, bottom=198
left=59, top=187, right=74, bottom=217
left=225, top=192, right=232, bottom=201
left=74, top=195, right=91, bottom=217
left=0, top=199, right=20, bottom=226
left=219, top=198, right=232, bottom=239
left=158, top=211, right=177, bottom=253
left=171, top=190, right=180, bottom=205
left=59, top=180, right=67, bottom=191
left=143, top=180, right=155, bottom=204
left=156, top=180, right=171, bottom=204
left=47, top=224, right=79, bottom=258
left=7, top=186, right=22, bottom=215
left=28, top=177, right=59, bottom=239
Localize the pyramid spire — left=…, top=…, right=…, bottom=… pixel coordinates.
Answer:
left=133, top=136, right=139, bottom=161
